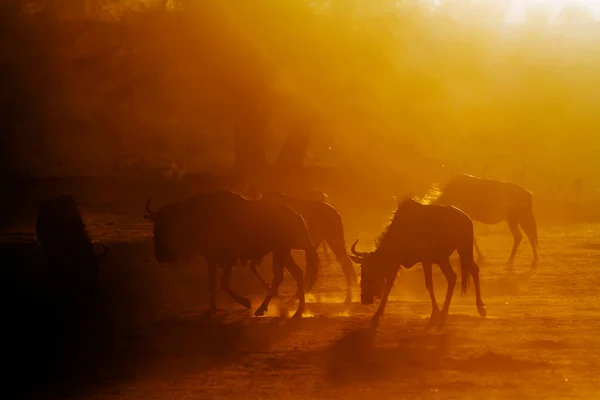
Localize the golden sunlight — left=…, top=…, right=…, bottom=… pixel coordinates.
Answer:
left=504, top=0, right=600, bottom=23
left=5, top=0, right=600, bottom=398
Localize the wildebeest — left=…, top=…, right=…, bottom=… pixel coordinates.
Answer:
left=260, top=192, right=357, bottom=303
left=244, top=184, right=331, bottom=263
left=36, top=194, right=109, bottom=300
left=431, top=174, right=539, bottom=268
left=349, top=198, right=486, bottom=329
left=144, top=190, right=320, bottom=318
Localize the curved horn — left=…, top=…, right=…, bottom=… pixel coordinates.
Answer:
left=350, top=240, right=369, bottom=258
left=145, top=197, right=154, bottom=215
left=99, top=243, right=109, bottom=257
left=144, top=197, right=157, bottom=221
left=95, top=242, right=109, bottom=263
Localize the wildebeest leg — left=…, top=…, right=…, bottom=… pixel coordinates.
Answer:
left=506, top=216, right=523, bottom=268
left=518, top=209, right=539, bottom=268
left=423, top=262, right=440, bottom=326
left=327, top=237, right=357, bottom=304
left=284, top=255, right=303, bottom=303
left=436, top=259, right=457, bottom=329
left=220, top=264, right=252, bottom=309
left=283, top=254, right=306, bottom=318
left=254, top=251, right=286, bottom=317
left=372, top=269, right=398, bottom=324
left=204, top=259, right=218, bottom=317
left=249, top=259, right=271, bottom=292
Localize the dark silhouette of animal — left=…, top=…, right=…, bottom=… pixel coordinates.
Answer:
left=259, top=192, right=357, bottom=303
left=244, top=184, right=332, bottom=263
left=144, top=190, right=319, bottom=318
left=431, top=174, right=538, bottom=268
left=36, top=194, right=109, bottom=300
left=349, top=198, right=486, bottom=329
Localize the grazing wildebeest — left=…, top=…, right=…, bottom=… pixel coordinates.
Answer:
left=431, top=174, right=539, bottom=268
left=144, top=190, right=320, bottom=318
left=349, top=198, right=486, bottom=329
left=36, top=194, right=109, bottom=300
left=260, top=192, right=357, bottom=303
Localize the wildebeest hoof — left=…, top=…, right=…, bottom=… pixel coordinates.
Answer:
left=427, top=310, right=441, bottom=328
left=344, top=294, right=352, bottom=304
left=239, top=297, right=252, bottom=309
left=529, top=262, right=539, bottom=275
left=254, top=307, right=267, bottom=317
left=477, top=304, right=487, bottom=318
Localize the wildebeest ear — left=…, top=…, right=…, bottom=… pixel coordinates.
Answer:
left=349, top=255, right=365, bottom=264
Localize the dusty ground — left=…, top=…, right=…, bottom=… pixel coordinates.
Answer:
left=6, top=211, right=600, bottom=400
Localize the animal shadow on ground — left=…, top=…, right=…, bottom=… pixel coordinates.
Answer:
left=137, top=313, right=308, bottom=377
left=479, top=266, right=540, bottom=297
left=325, top=323, right=455, bottom=385
left=324, top=321, right=550, bottom=387
left=581, top=242, right=600, bottom=251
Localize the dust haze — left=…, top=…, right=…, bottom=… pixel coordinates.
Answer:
left=2, top=1, right=600, bottom=399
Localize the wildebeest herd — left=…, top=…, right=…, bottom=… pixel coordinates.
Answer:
left=36, top=174, right=538, bottom=330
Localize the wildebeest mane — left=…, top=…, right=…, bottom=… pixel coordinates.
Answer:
left=374, top=197, right=423, bottom=248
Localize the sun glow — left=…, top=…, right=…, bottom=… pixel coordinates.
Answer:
left=428, top=0, right=600, bottom=23
left=504, top=0, right=600, bottom=23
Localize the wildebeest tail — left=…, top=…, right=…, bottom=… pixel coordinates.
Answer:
left=460, top=253, right=471, bottom=295
left=460, top=223, right=475, bottom=295
left=289, top=211, right=320, bottom=291
left=530, top=215, right=539, bottom=250
left=304, top=241, right=320, bottom=291
left=522, top=207, right=539, bottom=250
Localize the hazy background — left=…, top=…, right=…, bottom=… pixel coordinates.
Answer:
left=2, top=0, right=600, bottom=223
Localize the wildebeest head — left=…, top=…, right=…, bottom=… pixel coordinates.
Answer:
left=144, top=198, right=180, bottom=263
left=348, top=240, right=385, bottom=305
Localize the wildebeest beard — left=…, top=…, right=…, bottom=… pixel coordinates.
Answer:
left=359, top=254, right=386, bottom=305
left=152, top=221, right=183, bottom=263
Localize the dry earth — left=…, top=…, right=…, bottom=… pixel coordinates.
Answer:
left=6, top=212, right=600, bottom=400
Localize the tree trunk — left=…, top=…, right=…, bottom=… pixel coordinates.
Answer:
left=233, top=109, right=268, bottom=178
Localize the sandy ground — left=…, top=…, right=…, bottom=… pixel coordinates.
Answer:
left=8, top=213, right=600, bottom=400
